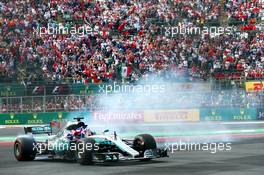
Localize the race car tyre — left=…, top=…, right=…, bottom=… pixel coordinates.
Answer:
left=14, top=136, right=37, bottom=161
left=77, top=138, right=96, bottom=165
left=133, top=134, right=157, bottom=160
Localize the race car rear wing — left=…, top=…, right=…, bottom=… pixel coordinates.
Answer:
left=24, top=125, right=52, bottom=135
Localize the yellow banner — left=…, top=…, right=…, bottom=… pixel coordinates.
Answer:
left=144, top=109, right=200, bottom=122
left=245, top=81, right=264, bottom=92
left=168, top=83, right=211, bottom=92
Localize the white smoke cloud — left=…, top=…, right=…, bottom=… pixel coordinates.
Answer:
left=84, top=70, right=232, bottom=145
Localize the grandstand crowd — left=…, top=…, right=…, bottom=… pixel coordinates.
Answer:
left=0, top=0, right=263, bottom=112
left=0, top=0, right=263, bottom=84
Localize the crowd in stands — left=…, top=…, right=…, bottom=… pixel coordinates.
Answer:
left=0, top=0, right=263, bottom=84
left=174, top=0, right=221, bottom=25
left=225, top=0, right=262, bottom=24
left=0, top=95, right=94, bottom=113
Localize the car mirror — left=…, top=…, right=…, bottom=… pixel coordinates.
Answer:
left=103, top=129, right=109, bottom=133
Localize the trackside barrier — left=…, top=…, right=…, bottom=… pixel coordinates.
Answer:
left=91, top=108, right=258, bottom=122
left=143, top=109, right=200, bottom=122
left=0, top=111, right=91, bottom=125
left=200, top=108, right=257, bottom=121
left=0, top=108, right=261, bottom=125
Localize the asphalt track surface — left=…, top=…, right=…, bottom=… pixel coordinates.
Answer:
left=0, top=126, right=264, bottom=175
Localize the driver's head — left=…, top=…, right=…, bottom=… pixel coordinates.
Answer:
left=77, top=121, right=85, bottom=128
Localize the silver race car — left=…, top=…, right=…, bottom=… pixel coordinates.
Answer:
left=14, top=117, right=167, bottom=165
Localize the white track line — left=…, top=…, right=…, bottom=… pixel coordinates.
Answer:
left=0, top=125, right=45, bottom=129
left=241, top=129, right=256, bottom=133
left=220, top=121, right=264, bottom=124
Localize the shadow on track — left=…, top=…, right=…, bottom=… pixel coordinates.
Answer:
left=35, top=158, right=169, bottom=166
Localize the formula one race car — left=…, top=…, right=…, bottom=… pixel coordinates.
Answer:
left=14, top=117, right=167, bottom=165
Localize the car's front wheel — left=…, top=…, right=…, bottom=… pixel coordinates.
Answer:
left=133, top=134, right=157, bottom=161
left=77, top=138, right=96, bottom=165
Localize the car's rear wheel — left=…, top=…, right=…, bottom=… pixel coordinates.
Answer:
left=77, top=138, right=96, bottom=165
left=14, top=136, right=37, bottom=161
left=133, top=134, right=157, bottom=161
